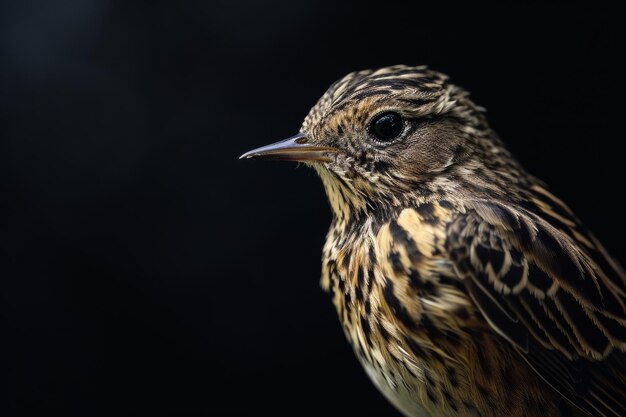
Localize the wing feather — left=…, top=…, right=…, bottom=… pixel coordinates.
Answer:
left=446, top=196, right=626, bottom=417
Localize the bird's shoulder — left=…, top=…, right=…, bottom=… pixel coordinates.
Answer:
left=443, top=186, right=626, bottom=356
left=442, top=185, right=626, bottom=417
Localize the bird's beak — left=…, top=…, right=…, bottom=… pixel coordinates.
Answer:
left=239, top=133, right=338, bottom=162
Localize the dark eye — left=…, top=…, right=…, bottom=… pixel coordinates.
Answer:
left=369, top=112, right=404, bottom=142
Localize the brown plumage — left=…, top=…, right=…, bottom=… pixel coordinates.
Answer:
left=241, top=65, right=626, bottom=417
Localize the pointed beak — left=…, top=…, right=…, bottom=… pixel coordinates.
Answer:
left=239, top=133, right=338, bottom=162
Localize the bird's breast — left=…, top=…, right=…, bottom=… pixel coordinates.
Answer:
left=319, top=202, right=480, bottom=416
left=321, top=202, right=470, bottom=338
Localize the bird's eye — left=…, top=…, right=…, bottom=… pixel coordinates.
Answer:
left=369, top=112, right=404, bottom=142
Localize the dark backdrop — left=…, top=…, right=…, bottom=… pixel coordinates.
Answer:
left=0, top=2, right=622, bottom=416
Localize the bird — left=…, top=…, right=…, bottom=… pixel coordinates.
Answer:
left=240, top=65, right=626, bottom=417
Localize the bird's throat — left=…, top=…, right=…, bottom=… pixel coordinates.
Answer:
left=316, top=167, right=366, bottom=224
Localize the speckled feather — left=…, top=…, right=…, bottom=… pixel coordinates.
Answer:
left=267, top=66, right=626, bottom=417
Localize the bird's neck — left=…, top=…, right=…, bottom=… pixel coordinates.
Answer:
left=316, top=167, right=447, bottom=228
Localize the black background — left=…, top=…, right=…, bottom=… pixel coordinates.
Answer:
left=0, top=2, right=622, bottom=416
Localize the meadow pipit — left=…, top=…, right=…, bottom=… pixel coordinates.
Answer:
left=241, top=65, right=626, bottom=417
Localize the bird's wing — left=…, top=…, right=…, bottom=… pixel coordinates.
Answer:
left=445, top=191, right=626, bottom=417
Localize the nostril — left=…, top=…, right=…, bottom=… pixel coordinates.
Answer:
left=294, top=135, right=308, bottom=144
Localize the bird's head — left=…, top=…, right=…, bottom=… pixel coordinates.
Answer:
left=241, top=65, right=513, bottom=221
